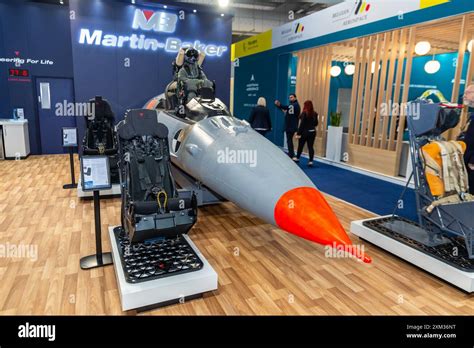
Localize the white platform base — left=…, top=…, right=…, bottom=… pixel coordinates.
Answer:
left=77, top=178, right=121, bottom=198
left=351, top=216, right=474, bottom=293
left=108, top=226, right=218, bottom=311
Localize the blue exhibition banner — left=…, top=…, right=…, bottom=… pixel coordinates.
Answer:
left=69, top=0, right=232, bottom=150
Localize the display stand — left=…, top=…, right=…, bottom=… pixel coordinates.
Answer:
left=63, top=147, right=77, bottom=189
left=80, top=155, right=113, bottom=270
left=62, top=127, right=78, bottom=189
left=351, top=217, right=474, bottom=293
left=108, top=226, right=218, bottom=311
left=80, top=190, right=113, bottom=269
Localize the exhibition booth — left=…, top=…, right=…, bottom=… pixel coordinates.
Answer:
left=232, top=0, right=473, bottom=177
left=1, top=0, right=474, bottom=321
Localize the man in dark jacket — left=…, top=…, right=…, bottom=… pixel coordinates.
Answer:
left=249, top=97, right=272, bottom=136
left=464, top=113, right=474, bottom=194
left=275, top=94, right=301, bottom=158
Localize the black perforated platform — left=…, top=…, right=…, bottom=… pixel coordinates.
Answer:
left=363, top=216, right=474, bottom=272
left=113, top=227, right=204, bottom=283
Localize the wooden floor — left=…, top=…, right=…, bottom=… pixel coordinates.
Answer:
left=0, top=154, right=472, bottom=315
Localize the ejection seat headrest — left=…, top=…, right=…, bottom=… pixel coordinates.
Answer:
left=88, top=96, right=114, bottom=122
left=118, top=109, right=168, bottom=140
left=176, top=48, right=185, bottom=67
left=407, top=100, right=462, bottom=137
left=198, top=51, right=205, bottom=67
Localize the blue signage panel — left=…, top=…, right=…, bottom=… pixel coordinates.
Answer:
left=69, top=0, right=232, bottom=150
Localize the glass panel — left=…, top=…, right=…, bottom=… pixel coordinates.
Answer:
left=40, top=82, right=51, bottom=109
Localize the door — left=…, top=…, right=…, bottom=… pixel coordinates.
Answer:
left=36, top=78, right=76, bottom=154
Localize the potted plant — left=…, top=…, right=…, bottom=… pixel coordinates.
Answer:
left=326, top=111, right=343, bottom=162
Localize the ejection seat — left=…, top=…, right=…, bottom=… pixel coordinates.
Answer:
left=165, top=49, right=214, bottom=113
left=82, top=96, right=119, bottom=183
left=407, top=100, right=474, bottom=258
left=117, top=109, right=198, bottom=243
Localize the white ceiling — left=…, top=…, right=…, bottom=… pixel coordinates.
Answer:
left=178, top=0, right=345, bottom=41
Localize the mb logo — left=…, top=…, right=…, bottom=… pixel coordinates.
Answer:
left=132, top=8, right=178, bottom=33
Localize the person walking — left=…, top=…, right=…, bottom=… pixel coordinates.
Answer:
left=295, top=100, right=318, bottom=167
left=249, top=97, right=272, bottom=136
left=275, top=94, right=301, bottom=159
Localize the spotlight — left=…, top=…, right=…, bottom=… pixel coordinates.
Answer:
left=193, top=9, right=197, bottom=13
left=415, top=41, right=431, bottom=56
left=344, top=64, right=355, bottom=76
left=330, top=65, right=342, bottom=77
left=218, top=0, right=230, bottom=7
left=424, top=59, right=440, bottom=74
left=221, top=13, right=225, bottom=17
left=131, top=0, right=135, bottom=4
left=164, top=5, right=167, bottom=9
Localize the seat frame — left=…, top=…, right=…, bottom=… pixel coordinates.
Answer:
left=117, top=109, right=197, bottom=243
left=407, top=101, right=474, bottom=258
left=82, top=97, right=119, bottom=183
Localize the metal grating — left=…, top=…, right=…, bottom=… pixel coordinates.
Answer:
left=363, top=216, right=474, bottom=272
left=113, top=227, right=204, bottom=283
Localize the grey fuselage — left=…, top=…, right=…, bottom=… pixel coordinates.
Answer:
left=153, top=94, right=316, bottom=226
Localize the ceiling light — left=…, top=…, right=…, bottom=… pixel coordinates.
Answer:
left=330, top=65, right=342, bottom=77
left=59, top=0, right=64, bottom=4
left=164, top=5, right=167, bottom=9
left=424, top=59, right=440, bottom=74
left=344, top=64, right=355, bottom=76
left=218, top=0, right=229, bottom=8
left=415, top=41, right=431, bottom=55
left=468, top=39, right=473, bottom=53
left=220, top=13, right=225, bottom=17
left=131, top=0, right=135, bottom=4
left=193, top=9, right=197, bottom=13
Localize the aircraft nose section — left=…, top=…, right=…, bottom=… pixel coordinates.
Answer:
left=274, top=187, right=371, bottom=263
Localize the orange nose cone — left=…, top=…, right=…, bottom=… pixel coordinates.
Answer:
left=274, top=187, right=371, bottom=263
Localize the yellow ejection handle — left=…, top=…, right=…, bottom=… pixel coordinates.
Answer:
left=156, top=190, right=168, bottom=213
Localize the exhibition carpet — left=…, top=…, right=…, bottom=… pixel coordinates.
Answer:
left=298, top=157, right=418, bottom=221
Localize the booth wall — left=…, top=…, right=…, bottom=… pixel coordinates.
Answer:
left=327, top=52, right=470, bottom=126
left=0, top=0, right=232, bottom=155
left=233, top=50, right=279, bottom=144
left=69, top=0, right=232, bottom=146
left=0, top=1, right=73, bottom=155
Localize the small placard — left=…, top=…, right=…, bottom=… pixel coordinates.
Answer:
left=62, top=127, right=78, bottom=147
left=81, top=155, right=111, bottom=191
left=15, top=108, right=24, bottom=119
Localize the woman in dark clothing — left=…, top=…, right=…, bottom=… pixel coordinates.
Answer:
left=295, top=100, right=318, bottom=167
left=249, top=97, right=272, bottom=136
left=463, top=85, right=474, bottom=194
